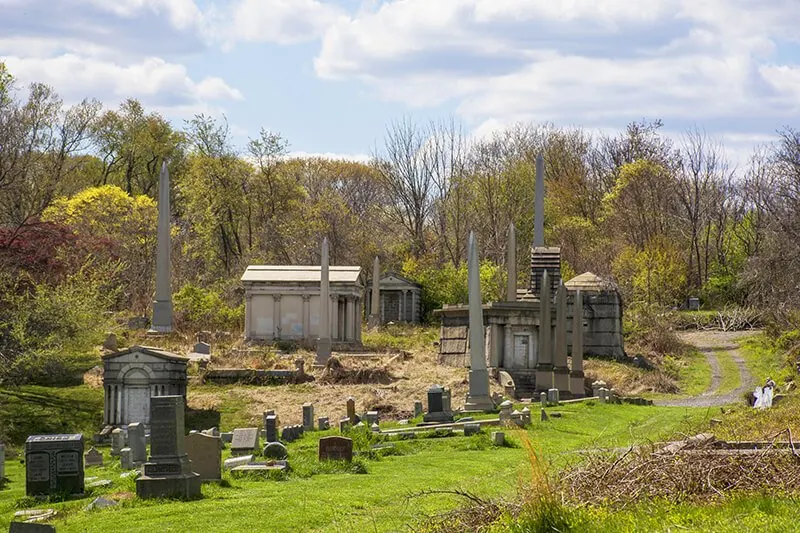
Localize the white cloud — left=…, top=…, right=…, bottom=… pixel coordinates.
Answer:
left=313, top=0, right=800, bottom=160
left=4, top=54, right=241, bottom=110
left=288, top=150, right=371, bottom=163
left=205, top=0, right=344, bottom=47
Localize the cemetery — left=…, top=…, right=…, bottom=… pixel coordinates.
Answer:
left=3, top=49, right=800, bottom=532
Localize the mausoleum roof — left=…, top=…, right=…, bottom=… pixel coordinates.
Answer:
left=241, top=265, right=362, bottom=284
left=102, top=345, right=188, bottom=362
left=565, top=272, right=617, bottom=291
left=378, top=271, right=421, bottom=288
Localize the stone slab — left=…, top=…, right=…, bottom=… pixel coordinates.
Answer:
left=318, top=436, right=353, bottom=462
left=230, top=428, right=259, bottom=456
left=185, top=433, right=222, bottom=481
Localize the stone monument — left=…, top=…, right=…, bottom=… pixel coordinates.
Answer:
left=464, top=232, right=494, bottom=411
left=150, top=161, right=173, bottom=333
left=535, top=271, right=554, bottom=392
left=368, top=256, right=381, bottom=328
left=25, top=434, right=84, bottom=496
left=135, top=396, right=201, bottom=499
left=315, top=237, right=332, bottom=365
left=552, top=281, right=570, bottom=392
left=423, top=384, right=454, bottom=423
left=128, top=422, right=147, bottom=464
left=507, top=223, right=517, bottom=302
left=185, top=432, right=222, bottom=481
left=230, top=428, right=259, bottom=456
left=570, top=290, right=586, bottom=397
left=318, top=436, right=353, bottom=462
left=302, top=403, right=314, bottom=431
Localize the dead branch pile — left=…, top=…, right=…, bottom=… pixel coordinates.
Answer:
left=317, top=356, right=397, bottom=385
left=560, top=433, right=800, bottom=507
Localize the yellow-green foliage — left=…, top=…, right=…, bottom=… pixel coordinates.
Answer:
left=613, top=236, right=687, bottom=307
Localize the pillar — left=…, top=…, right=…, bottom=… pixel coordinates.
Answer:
left=151, top=162, right=173, bottom=332
left=104, top=385, right=110, bottom=425
left=273, top=294, right=282, bottom=340
left=346, top=296, right=355, bottom=341
left=330, top=294, right=339, bottom=341
left=553, top=281, right=570, bottom=393
left=115, top=385, right=123, bottom=425
left=503, top=324, right=513, bottom=369
left=302, top=294, right=311, bottom=342
left=244, top=294, right=252, bottom=340
left=464, top=231, right=494, bottom=411
left=535, top=270, right=554, bottom=392
left=316, top=237, right=332, bottom=365
left=570, top=290, right=586, bottom=397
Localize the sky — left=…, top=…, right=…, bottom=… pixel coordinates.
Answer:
left=1, top=0, right=799, bottom=166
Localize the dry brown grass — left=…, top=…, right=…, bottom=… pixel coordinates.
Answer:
left=584, top=359, right=678, bottom=396
left=187, top=341, right=504, bottom=427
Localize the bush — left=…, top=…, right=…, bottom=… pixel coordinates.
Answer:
left=0, top=268, right=117, bottom=385
left=174, top=284, right=244, bottom=331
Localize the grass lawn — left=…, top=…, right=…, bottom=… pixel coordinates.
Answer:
left=1, top=402, right=711, bottom=532
left=715, top=350, right=742, bottom=395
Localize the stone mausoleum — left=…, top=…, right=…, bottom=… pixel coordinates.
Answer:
left=241, top=265, right=365, bottom=347
left=364, top=271, right=422, bottom=324
left=436, top=155, right=624, bottom=399
left=102, top=346, right=189, bottom=427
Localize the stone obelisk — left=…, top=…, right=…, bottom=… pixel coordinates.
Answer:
left=553, top=281, right=570, bottom=393
left=464, top=231, right=494, bottom=411
left=506, top=223, right=517, bottom=302
left=315, top=238, right=332, bottom=365
left=368, top=256, right=381, bottom=328
left=535, top=270, right=553, bottom=391
left=533, top=154, right=545, bottom=248
left=150, top=161, right=172, bottom=333
left=570, top=290, right=585, bottom=397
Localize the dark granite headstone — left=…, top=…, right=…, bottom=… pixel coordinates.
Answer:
left=264, top=414, right=279, bottom=443
left=25, top=434, right=84, bottom=496
left=318, top=436, right=353, bottom=462
left=135, top=396, right=201, bottom=499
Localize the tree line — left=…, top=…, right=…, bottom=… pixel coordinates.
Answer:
left=2, top=61, right=800, bottom=337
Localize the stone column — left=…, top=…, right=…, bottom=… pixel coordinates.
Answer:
left=503, top=324, right=513, bottom=369
left=273, top=294, right=282, bottom=340
left=346, top=296, right=355, bottom=341
left=411, top=291, right=418, bottom=323
left=302, top=294, right=311, bottom=342
left=331, top=295, right=339, bottom=341
left=534, top=154, right=545, bottom=248
left=399, top=290, right=405, bottom=322
left=553, top=281, right=570, bottom=393
left=355, top=297, right=363, bottom=342
left=535, top=270, right=553, bottom=392
left=244, top=294, right=252, bottom=340
left=464, top=231, right=494, bottom=411
left=151, top=162, right=173, bottom=332
left=368, top=257, right=381, bottom=328
left=507, top=222, right=517, bottom=302
left=315, top=238, right=332, bottom=365
left=104, top=385, right=110, bottom=425
left=570, top=290, right=586, bottom=397
left=116, top=385, right=123, bottom=425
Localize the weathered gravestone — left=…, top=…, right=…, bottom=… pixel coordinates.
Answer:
left=302, top=403, right=314, bottom=431
left=463, top=423, right=481, bottom=436
left=491, top=431, right=505, bottom=446
left=25, top=434, right=84, bottom=497
left=318, top=436, right=353, bottom=462
left=9, top=523, right=56, bottom=532
left=346, top=397, right=356, bottom=423
left=120, top=448, right=133, bottom=470
left=193, top=342, right=210, bottom=355
left=317, top=417, right=330, bottom=431
left=185, top=433, right=222, bottom=481
left=365, top=411, right=379, bottom=427
left=339, top=417, right=351, bottom=433
left=263, top=442, right=288, bottom=460
left=110, top=428, right=124, bottom=457
left=230, top=428, right=259, bottom=456
left=264, top=413, right=279, bottom=443
left=127, top=422, right=147, bottom=464
left=498, top=400, right=513, bottom=424
left=84, top=447, right=103, bottom=467
left=413, top=401, right=423, bottom=418
left=135, top=396, right=201, bottom=499
left=223, top=455, right=253, bottom=470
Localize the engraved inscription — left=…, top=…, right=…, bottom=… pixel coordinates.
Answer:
left=56, top=451, right=80, bottom=474
left=27, top=453, right=50, bottom=481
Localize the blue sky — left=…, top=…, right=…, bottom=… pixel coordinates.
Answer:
left=1, top=0, right=799, bottom=165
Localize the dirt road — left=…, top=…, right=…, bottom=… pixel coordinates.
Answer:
left=655, top=330, right=756, bottom=407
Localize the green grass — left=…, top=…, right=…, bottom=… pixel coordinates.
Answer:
left=647, top=349, right=713, bottom=400
left=0, top=386, right=104, bottom=445
left=739, top=334, right=788, bottom=385
left=716, top=350, right=742, bottom=395
left=1, top=402, right=712, bottom=532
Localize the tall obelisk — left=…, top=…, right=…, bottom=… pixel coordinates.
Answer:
left=464, top=231, right=494, bottom=411
left=570, top=290, right=586, bottom=397
left=534, top=154, right=545, bottom=248
left=150, top=161, right=172, bottom=333
left=535, top=270, right=553, bottom=392
left=368, top=256, right=381, bottom=328
left=315, top=238, right=332, bottom=365
left=506, top=222, right=517, bottom=302
left=553, top=280, right=571, bottom=392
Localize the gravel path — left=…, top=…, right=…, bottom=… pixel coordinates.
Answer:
left=654, top=330, right=756, bottom=408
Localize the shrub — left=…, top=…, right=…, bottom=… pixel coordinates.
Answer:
left=173, top=284, right=243, bottom=331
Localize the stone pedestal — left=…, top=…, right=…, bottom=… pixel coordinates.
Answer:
left=464, top=369, right=494, bottom=411
left=570, top=371, right=585, bottom=397
left=553, top=367, right=570, bottom=392
left=535, top=364, right=554, bottom=393
left=136, top=396, right=200, bottom=500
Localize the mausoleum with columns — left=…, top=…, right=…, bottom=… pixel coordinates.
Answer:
left=241, top=265, right=364, bottom=346
left=102, top=346, right=188, bottom=427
